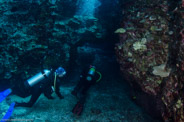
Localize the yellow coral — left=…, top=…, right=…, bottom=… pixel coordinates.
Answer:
left=176, top=99, right=182, bottom=109
left=114, top=28, right=126, bottom=33
left=133, top=38, right=147, bottom=51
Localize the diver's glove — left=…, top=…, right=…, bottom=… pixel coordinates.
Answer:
left=72, top=101, right=84, bottom=116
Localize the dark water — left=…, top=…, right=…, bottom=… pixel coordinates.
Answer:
left=0, top=0, right=162, bottom=121
left=66, top=41, right=162, bottom=122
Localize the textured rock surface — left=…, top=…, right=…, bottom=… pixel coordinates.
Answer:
left=0, top=0, right=103, bottom=84
left=116, top=0, right=184, bottom=121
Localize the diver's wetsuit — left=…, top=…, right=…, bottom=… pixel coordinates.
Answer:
left=14, top=72, right=63, bottom=107
left=71, top=69, right=100, bottom=115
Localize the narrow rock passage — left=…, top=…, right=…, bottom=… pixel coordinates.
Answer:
left=0, top=43, right=161, bottom=122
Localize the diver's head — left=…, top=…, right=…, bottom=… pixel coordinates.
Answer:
left=88, top=65, right=96, bottom=75
left=55, top=67, right=66, bottom=77
left=86, top=65, right=96, bottom=81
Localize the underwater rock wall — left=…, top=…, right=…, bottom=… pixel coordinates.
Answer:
left=0, top=0, right=103, bottom=84
left=115, top=0, right=184, bottom=121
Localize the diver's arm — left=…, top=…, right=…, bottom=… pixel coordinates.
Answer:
left=54, top=79, right=63, bottom=99
left=55, top=83, right=64, bottom=99
left=43, top=86, right=54, bottom=99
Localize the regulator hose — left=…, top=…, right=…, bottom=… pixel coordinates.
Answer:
left=96, top=71, right=102, bottom=83
left=54, top=72, right=57, bottom=91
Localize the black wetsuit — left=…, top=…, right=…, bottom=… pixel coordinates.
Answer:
left=14, top=72, right=63, bottom=107
left=72, top=69, right=100, bottom=104
left=71, top=69, right=100, bottom=115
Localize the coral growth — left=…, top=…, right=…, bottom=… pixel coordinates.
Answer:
left=152, top=64, right=171, bottom=77
left=115, top=0, right=184, bottom=121
left=0, top=0, right=103, bottom=84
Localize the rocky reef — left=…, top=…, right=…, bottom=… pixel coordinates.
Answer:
left=115, top=0, right=184, bottom=121
left=0, top=0, right=103, bottom=85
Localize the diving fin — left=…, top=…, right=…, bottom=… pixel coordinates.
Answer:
left=72, top=101, right=84, bottom=116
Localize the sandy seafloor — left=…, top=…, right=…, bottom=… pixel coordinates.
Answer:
left=0, top=49, right=161, bottom=122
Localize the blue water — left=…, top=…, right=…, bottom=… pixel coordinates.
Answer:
left=76, top=0, right=101, bottom=17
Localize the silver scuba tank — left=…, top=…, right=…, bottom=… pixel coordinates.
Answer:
left=26, top=69, right=51, bottom=87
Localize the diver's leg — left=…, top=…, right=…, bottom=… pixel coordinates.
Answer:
left=15, top=88, right=42, bottom=107
left=71, top=80, right=84, bottom=97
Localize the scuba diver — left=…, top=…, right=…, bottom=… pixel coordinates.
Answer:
left=71, top=65, right=102, bottom=116
left=13, top=67, right=66, bottom=107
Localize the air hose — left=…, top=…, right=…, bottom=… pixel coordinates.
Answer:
left=54, top=72, right=57, bottom=91
left=96, top=71, right=102, bottom=83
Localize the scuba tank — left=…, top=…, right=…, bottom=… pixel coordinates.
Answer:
left=25, top=69, right=51, bottom=88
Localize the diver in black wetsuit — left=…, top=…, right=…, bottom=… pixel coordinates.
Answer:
left=14, top=67, right=66, bottom=107
left=71, top=65, right=102, bottom=116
